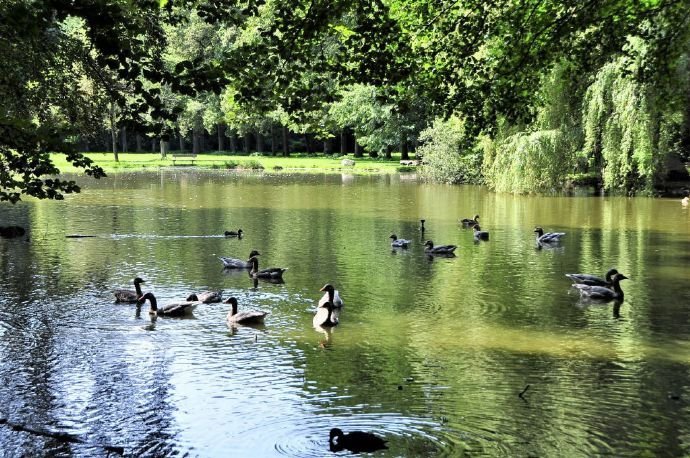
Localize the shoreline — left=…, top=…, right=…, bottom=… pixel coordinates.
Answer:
left=52, top=152, right=415, bottom=176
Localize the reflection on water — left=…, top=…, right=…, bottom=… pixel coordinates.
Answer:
left=1, top=170, right=690, bottom=456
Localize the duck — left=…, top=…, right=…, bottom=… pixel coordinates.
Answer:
left=249, top=255, right=287, bottom=280
left=225, top=297, right=268, bottom=325
left=682, top=196, right=689, bottom=207
left=113, top=277, right=146, bottom=303
left=224, top=229, right=243, bottom=237
left=219, top=250, right=261, bottom=269
left=565, top=268, right=619, bottom=287
left=571, top=273, right=628, bottom=301
left=424, top=240, right=457, bottom=254
left=188, top=290, right=222, bottom=303
left=389, top=234, right=411, bottom=248
left=472, top=224, right=489, bottom=241
left=534, top=227, right=565, bottom=245
left=136, top=292, right=200, bottom=317
left=328, top=428, right=388, bottom=454
left=313, top=300, right=339, bottom=327
left=460, top=214, right=479, bottom=226
left=318, top=283, right=344, bottom=308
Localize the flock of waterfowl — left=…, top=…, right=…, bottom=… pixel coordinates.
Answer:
left=403, top=215, right=629, bottom=305
left=111, top=214, right=628, bottom=453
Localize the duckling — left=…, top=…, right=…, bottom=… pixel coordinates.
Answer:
left=188, top=291, right=222, bottom=303
left=390, top=234, right=411, bottom=248
left=472, top=224, right=489, bottom=241
left=249, top=256, right=287, bottom=280
left=318, top=283, right=344, bottom=308
left=225, top=297, right=268, bottom=325
left=424, top=240, right=457, bottom=255
left=313, top=300, right=338, bottom=327
left=113, top=277, right=146, bottom=303
left=219, top=250, right=260, bottom=269
left=136, top=292, right=200, bottom=317
left=224, top=229, right=243, bottom=237
left=566, top=268, right=619, bottom=287
left=572, top=273, right=628, bottom=301
left=460, top=214, right=479, bottom=226
left=534, top=227, right=565, bottom=245
left=328, top=428, right=388, bottom=453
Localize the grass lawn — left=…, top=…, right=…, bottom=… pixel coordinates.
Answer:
left=52, top=152, right=419, bottom=175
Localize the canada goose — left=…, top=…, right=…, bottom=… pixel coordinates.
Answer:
left=249, top=256, right=287, bottom=280
left=460, top=214, right=479, bottom=226
left=572, top=273, right=628, bottom=302
left=136, top=292, right=200, bottom=317
left=188, top=291, right=222, bottom=303
left=566, top=268, right=619, bottom=287
left=423, top=240, right=457, bottom=255
left=328, top=428, right=388, bottom=453
left=390, top=234, right=411, bottom=248
left=224, top=229, right=243, bottom=237
left=225, top=297, right=268, bottom=325
left=113, top=277, right=146, bottom=303
left=219, top=250, right=261, bottom=269
left=534, top=227, right=565, bottom=245
left=472, top=224, right=489, bottom=241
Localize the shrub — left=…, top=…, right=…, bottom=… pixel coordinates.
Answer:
left=418, top=115, right=482, bottom=184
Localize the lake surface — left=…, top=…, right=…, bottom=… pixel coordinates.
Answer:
left=1, top=169, right=689, bottom=457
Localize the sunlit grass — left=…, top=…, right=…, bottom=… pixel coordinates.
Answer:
left=52, top=152, right=413, bottom=175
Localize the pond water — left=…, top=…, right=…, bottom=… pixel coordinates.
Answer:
left=1, top=169, right=689, bottom=457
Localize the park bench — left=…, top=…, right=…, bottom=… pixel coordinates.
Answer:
left=171, top=153, right=197, bottom=165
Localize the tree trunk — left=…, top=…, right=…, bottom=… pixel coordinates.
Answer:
left=256, top=131, right=264, bottom=154
left=271, top=125, right=277, bottom=156
left=179, top=134, right=185, bottom=152
left=160, top=140, right=169, bottom=158
left=385, top=144, right=392, bottom=159
left=244, top=132, right=252, bottom=153
left=135, top=133, right=142, bottom=152
left=151, top=137, right=157, bottom=153
left=121, top=126, right=128, bottom=153
left=217, top=123, right=225, bottom=151
left=324, top=138, right=333, bottom=155
left=109, top=102, right=118, bottom=162
left=192, top=129, right=200, bottom=155
left=282, top=126, right=290, bottom=156
left=302, top=133, right=311, bottom=154
left=400, top=134, right=409, bottom=160
left=354, top=135, right=362, bottom=158
left=228, top=131, right=236, bottom=153
left=340, top=131, right=348, bottom=155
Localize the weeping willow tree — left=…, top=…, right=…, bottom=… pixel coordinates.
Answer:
left=581, top=37, right=686, bottom=194
left=482, top=62, right=582, bottom=193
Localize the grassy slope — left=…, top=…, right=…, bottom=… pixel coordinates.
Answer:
left=52, top=152, right=416, bottom=175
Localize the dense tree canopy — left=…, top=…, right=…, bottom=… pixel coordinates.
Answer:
left=1, top=0, right=689, bottom=201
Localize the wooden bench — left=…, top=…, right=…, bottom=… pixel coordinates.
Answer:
left=171, top=153, right=197, bottom=165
